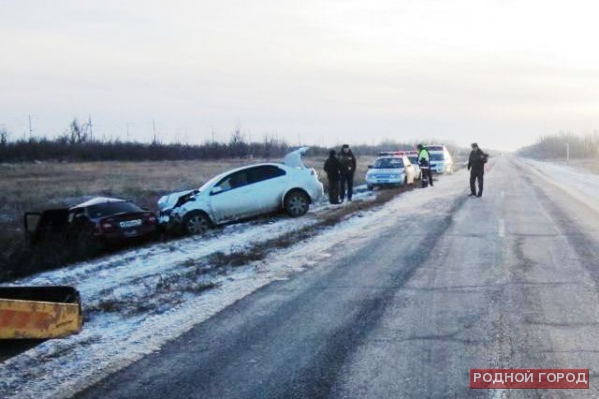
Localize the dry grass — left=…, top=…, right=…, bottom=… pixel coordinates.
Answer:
left=0, top=155, right=375, bottom=221
left=0, top=159, right=253, bottom=218
left=0, top=156, right=376, bottom=280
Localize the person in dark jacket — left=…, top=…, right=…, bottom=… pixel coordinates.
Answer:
left=324, top=149, right=341, bottom=204
left=338, top=144, right=357, bottom=202
left=468, top=143, right=488, bottom=197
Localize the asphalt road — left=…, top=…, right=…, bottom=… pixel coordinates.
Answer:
left=77, top=157, right=599, bottom=399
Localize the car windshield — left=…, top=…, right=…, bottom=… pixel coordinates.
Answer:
left=427, top=145, right=445, bottom=152
left=198, top=173, right=227, bottom=192
left=408, top=156, right=418, bottom=164
left=373, top=157, right=404, bottom=169
left=86, top=202, right=143, bottom=218
left=430, top=153, right=445, bottom=161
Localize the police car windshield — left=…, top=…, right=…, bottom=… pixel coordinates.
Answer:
left=427, top=146, right=445, bottom=151
left=430, top=153, right=445, bottom=161
left=373, top=157, right=404, bottom=169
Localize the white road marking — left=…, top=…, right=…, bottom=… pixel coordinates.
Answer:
left=498, top=219, right=505, bottom=238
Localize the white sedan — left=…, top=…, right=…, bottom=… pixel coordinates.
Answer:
left=157, top=147, right=324, bottom=235
left=365, top=155, right=417, bottom=190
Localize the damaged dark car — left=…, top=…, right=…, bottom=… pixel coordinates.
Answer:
left=25, top=197, right=158, bottom=252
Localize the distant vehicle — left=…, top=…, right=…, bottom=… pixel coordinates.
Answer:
left=25, top=197, right=158, bottom=249
left=365, top=155, right=416, bottom=190
left=157, top=147, right=324, bottom=236
left=427, top=144, right=454, bottom=174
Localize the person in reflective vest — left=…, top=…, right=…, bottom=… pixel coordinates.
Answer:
left=417, top=144, right=431, bottom=188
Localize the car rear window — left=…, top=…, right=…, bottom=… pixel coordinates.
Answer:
left=430, top=153, right=445, bottom=161
left=247, top=165, right=286, bottom=183
left=86, top=202, right=143, bottom=218
left=373, top=157, right=404, bottom=169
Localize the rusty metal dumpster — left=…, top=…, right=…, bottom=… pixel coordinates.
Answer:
left=0, top=286, right=83, bottom=339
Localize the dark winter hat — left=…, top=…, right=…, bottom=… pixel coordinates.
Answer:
left=329, top=149, right=336, bottom=156
left=342, top=144, right=350, bottom=149
left=471, top=142, right=478, bottom=148
left=417, top=143, right=423, bottom=150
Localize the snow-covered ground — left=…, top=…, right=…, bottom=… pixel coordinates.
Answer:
left=519, top=158, right=599, bottom=213
left=0, top=174, right=469, bottom=399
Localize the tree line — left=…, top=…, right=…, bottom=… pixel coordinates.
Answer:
left=0, top=119, right=464, bottom=162
left=517, top=131, right=599, bottom=159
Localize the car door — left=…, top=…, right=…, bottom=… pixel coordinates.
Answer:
left=245, top=165, right=287, bottom=214
left=209, top=169, right=253, bottom=223
left=404, top=156, right=414, bottom=183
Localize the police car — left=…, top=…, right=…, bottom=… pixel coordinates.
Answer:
left=365, top=153, right=417, bottom=190
left=427, top=145, right=454, bottom=174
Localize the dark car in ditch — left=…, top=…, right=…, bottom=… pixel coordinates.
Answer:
left=25, top=197, right=158, bottom=250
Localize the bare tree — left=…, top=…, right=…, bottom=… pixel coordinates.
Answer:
left=229, top=127, right=247, bottom=158
left=0, top=127, right=8, bottom=146
left=69, top=118, right=90, bottom=144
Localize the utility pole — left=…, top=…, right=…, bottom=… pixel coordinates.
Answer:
left=28, top=115, right=33, bottom=139
left=125, top=123, right=131, bottom=141
left=88, top=115, right=93, bottom=141
left=566, top=142, right=570, bottom=165
left=152, top=119, right=157, bottom=144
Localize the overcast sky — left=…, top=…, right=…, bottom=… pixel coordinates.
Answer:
left=1, top=0, right=598, bottom=151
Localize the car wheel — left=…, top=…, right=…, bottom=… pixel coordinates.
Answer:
left=285, top=191, right=310, bottom=217
left=183, top=212, right=211, bottom=235
left=367, top=185, right=374, bottom=191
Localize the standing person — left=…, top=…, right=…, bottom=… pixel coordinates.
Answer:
left=417, top=144, right=430, bottom=188
left=424, top=145, right=434, bottom=186
left=468, top=142, right=488, bottom=197
left=324, top=149, right=341, bottom=204
left=338, top=144, right=357, bottom=202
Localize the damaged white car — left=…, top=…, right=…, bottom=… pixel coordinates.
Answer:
left=157, top=147, right=324, bottom=235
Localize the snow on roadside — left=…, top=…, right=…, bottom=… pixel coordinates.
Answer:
left=519, top=158, right=599, bottom=213
left=0, top=172, right=468, bottom=399
left=13, top=188, right=373, bottom=307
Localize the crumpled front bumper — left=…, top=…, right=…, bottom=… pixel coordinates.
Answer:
left=158, top=209, right=183, bottom=231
